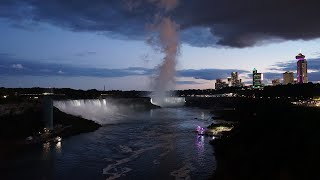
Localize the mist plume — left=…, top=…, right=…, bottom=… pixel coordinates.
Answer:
left=148, top=0, right=180, bottom=105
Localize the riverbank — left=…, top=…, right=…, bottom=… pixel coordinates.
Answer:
left=0, top=101, right=101, bottom=148
left=210, top=101, right=320, bottom=179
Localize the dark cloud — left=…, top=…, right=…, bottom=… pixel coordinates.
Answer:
left=262, top=71, right=320, bottom=83
left=0, top=55, right=153, bottom=77
left=0, top=55, right=248, bottom=80
left=272, top=57, right=320, bottom=71
left=178, top=69, right=249, bottom=80
left=176, top=80, right=203, bottom=85
left=75, top=51, right=97, bottom=57
left=0, top=52, right=13, bottom=57
left=264, top=57, right=320, bottom=82
left=1, top=0, right=320, bottom=47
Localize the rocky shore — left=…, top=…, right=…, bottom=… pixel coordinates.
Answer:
left=209, top=100, right=320, bottom=179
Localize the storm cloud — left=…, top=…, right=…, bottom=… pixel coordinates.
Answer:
left=1, top=0, right=320, bottom=47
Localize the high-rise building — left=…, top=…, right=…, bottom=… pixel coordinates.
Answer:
left=253, top=68, right=262, bottom=88
left=283, top=71, right=294, bottom=85
left=231, top=72, right=241, bottom=87
left=231, top=72, right=238, bottom=86
left=296, top=53, right=308, bottom=83
left=272, top=79, right=281, bottom=86
left=215, top=79, right=228, bottom=90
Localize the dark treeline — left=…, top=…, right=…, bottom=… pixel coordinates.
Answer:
left=179, top=83, right=320, bottom=98
left=0, top=87, right=150, bottom=100
left=1, top=83, right=320, bottom=100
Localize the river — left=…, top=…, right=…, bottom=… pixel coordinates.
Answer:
left=4, top=107, right=216, bottom=180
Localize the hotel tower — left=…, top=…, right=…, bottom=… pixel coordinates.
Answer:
left=296, top=53, right=308, bottom=84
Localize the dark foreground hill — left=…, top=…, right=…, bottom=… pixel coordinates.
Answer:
left=210, top=100, right=320, bottom=180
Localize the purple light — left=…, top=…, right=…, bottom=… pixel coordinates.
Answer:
left=196, top=126, right=201, bottom=132
left=196, top=126, right=206, bottom=135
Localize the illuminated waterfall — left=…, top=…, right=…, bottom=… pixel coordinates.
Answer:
left=150, top=97, right=185, bottom=107
left=53, top=99, right=129, bottom=125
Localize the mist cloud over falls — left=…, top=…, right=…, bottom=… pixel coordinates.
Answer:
left=149, top=17, right=180, bottom=97
left=1, top=0, right=320, bottom=47
left=147, top=0, right=180, bottom=102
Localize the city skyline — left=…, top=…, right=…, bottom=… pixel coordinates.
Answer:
left=1, top=1, right=320, bottom=90
left=214, top=52, right=312, bottom=89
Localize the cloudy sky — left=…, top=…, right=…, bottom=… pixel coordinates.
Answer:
left=1, top=0, right=320, bottom=90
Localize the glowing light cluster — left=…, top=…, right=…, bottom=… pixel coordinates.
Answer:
left=196, top=126, right=206, bottom=135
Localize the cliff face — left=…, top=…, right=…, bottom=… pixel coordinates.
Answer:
left=53, top=107, right=101, bottom=137
left=0, top=103, right=44, bottom=141
left=0, top=100, right=101, bottom=142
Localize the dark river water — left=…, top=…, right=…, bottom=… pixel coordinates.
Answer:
left=4, top=107, right=216, bottom=180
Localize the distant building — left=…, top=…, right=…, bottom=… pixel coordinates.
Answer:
left=296, top=53, right=308, bottom=84
left=272, top=79, right=281, bottom=86
left=215, top=79, right=228, bottom=90
left=231, top=72, right=238, bottom=86
left=231, top=72, right=242, bottom=87
left=252, top=68, right=263, bottom=88
left=240, top=79, right=245, bottom=87
left=283, top=71, right=294, bottom=85
left=227, top=77, right=232, bottom=87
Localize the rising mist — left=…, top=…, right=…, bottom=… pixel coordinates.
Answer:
left=148, top=0, right=181, bottom=106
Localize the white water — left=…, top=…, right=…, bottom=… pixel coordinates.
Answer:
left=150, top=97, right=185, bottom=107
left=54, top=97, right=186, bottom=125
left=53, top=99, right=130, bottom=125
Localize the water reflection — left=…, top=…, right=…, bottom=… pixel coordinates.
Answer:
left=196, top=135, right=206, bottom=165
left=42, top=142, right=51, bottom=160
left=43, top=142, right=50, bottom=151
left=196, top=135, right=205, bottom=152
left=42, top=141, right=62, bottom=156
left=55, top=142, right=62, bottom=153
left=201, top=112, right=205, bottom=120
left=150, top=109, right=154, bottom=117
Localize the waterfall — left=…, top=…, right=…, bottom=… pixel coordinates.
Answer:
left=53, top=99, right=130, bottom=125
left=150, top=97, right=185, bottom=107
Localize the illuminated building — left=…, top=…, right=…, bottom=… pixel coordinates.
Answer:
left=231, top=72, right=241, bottom=87
left=272, top=79, right=281, bottom=86
left=283, top=71, right=294, bottom=85
left=215, top=79, right=228, bottom=90
left=296, top=53, right=308, bottom=83
left=252, top=68, right=263, bottom=88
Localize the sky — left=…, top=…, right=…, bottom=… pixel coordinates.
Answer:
left=1, top=0, right=320, bottom=90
